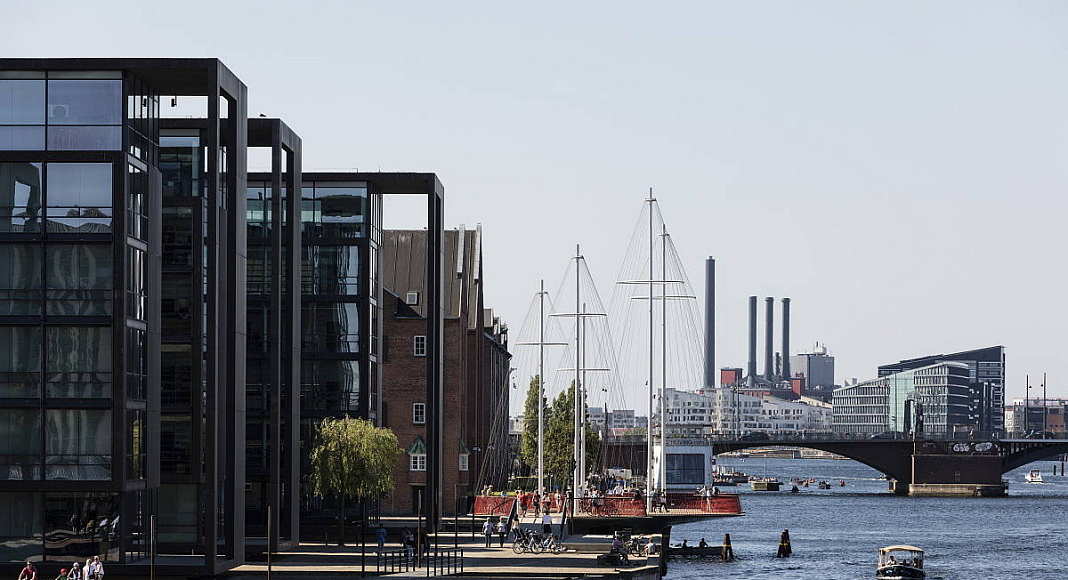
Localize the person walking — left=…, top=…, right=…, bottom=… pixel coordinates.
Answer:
left=86, top=556, right=104, bottom=580
left=375, top=525, right=387, bottom=551
left=495, top=518, right=507, bottom=547
left=18, top=561, right=37, bottom=580
left=65, top=563, right=82, bottom=580
left=541, top=512, right=552, bottom=536
left=510, top=516, right=521, bottom=541
left=532, top=492, right=541, bottom=518
left=481, top=518, right=493, bottom=548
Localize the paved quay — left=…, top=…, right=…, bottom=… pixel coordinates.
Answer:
left=228, top=537, right=661, bottom=579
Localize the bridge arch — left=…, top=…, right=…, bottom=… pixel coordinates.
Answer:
left=999, top=440, right=1068, bottom=473
left=709, top=440, right=915, bottom=484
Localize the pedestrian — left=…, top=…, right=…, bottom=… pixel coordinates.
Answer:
left=52, top=570, right=65, bottom=580
left=403, top=528, right=414, bottom=559
left=66, top=562, right=82, bottom=580
left=86, top=556, right=104, bottom=580
left=18, top=561, right=37, bottom=580
left=532, top=492, right=541, bottom=517
left=375, top=525, right=387, bottom=551
left=495, top=518, right=507, bottom=547
left=510, top=516, right=521, bottom=540
left=541, top=512, right=552, bottom=536
left=482, top=518, right=493, bottom=548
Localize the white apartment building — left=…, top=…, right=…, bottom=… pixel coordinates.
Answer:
left=661, top=387, right=832, bottom=437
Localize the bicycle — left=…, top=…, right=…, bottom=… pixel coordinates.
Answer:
left=539, top=534, right=564, bottom=554
left=511, top=529, right=544, bottom=554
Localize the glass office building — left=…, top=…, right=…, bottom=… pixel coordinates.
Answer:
left=832, top=362, right=973, bottom=435
left=0, top=58, right=247, bottom=577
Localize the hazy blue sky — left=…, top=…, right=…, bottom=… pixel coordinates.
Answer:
left=6, top=1, right=1065, bottom=406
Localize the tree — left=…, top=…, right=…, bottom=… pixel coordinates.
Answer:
left=520, top=375, right=544, bottom=471
left=543, top=382, right=601, bottom=487
left=309, top=416, right=402, bottom=545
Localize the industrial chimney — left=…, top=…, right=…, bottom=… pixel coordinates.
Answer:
left=765, top=297, right=774, bottom=382
left=747, top=296, right=757, bottom=385
left=704, top=258, right=715, bottom=388
left=782, top=297, right=791, bottom=381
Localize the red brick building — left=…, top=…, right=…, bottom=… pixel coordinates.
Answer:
left=379, top=227, right=511, bottom=515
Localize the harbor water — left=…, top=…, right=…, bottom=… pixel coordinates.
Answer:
left=668, top=457, right=1068, bottom=579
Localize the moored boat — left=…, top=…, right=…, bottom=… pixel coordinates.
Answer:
left=876, top=545, right=925, bottom=579
left=1025, top=469, right=1043, bottom=483
left=750, top=477, right=781, bottom=491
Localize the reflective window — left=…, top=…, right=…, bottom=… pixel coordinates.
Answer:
left=0, top=410, right=42, bottom=481
left=127, top=163, right=147, bottom=239
left=46, top=80, right=122, bottom=125
left=300, top=360, right=359, bottom=412
left=45, top=410, right=112, bottom=480
left=126, top=328, right=146, bottom=401
left=46, top=327, right=112, bottom=399
left=0, top=80, right=44, bottom=124
left=43, top=492, right=119, bottom=561
left=302, top=302, right=359, bottom=353
left=127, top=410, right=145, bottom=480
left=0, top=126, right=44, bottom=150
left=0, top=162, right=43, bottom=232
left=0, top=327, right=42, bottom=398
left=127, top=246, right=146, bottom=320
left=46, top=244, right=112, bottom=316
left=0, top=244, right=43, bottom=315
left=160, top=417, right=192, bottom=476
left=46, top=163, right=112, bottom=233
left=46, top=126, right=121, bottom=151
left=303, top=245, right=359, bottom=295
left=0, top=493, right=43, bottom=562
left=160, top=136, right=201, bottom=197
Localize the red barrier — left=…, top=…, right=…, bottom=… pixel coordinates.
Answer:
left=574, top=496, right=647, bottom=517
left=472, top=496, right=516, bottom=516
left=666, top=494, right=743, bottom=515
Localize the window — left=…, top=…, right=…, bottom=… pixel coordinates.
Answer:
left=0, top=327, right=43, bottom=398
left=46, top=244, right=112, bottom=315
left=413, top=335, right=427, bottom=357
left=412, top=402, right=426, bottom=425
left=45, top=409, right=112, bottom=480
left=406, top=291, right=419, bottom=305
left=459, top=453, right=469, bottom=472
left=0, top=410, right=42, bottom=480
left=0, top=244, right=43, bottom=314
left=127, top=246, right=146, bottom=320
left=0, top=162, right=42, bottom=232
left=410, top=453, right=427, bottom=472
left=46, top=326, right=112, bottom=399
left=46, top=163, right=113, bottom=232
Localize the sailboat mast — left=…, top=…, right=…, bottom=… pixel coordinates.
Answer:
left=660, top=224, right=668, bottom=494
left=646, top=189, right=655, bottom=513
left=573, top=244, right=582, bottom=497
left=538, top=279, right=545, bottom=496
left=580, top=302, right=587, bottom=489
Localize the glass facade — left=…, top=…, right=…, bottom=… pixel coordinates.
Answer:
left=0, top=66, right=159, bottom=569
left=832, top=362, right=973, bottom=435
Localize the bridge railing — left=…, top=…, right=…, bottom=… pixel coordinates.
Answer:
left=568, top=493, right=742, bottom=518
left=662, top=431, right=1006, bottom=445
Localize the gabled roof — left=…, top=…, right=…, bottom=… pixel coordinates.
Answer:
left=381, top=227, right=482, bottom=329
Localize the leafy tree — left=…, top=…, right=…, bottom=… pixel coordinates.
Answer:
left=520, top=375, right=544, bottom=470
left=543, top=382, right=601, bottom=487
left=309, top=417, right=401, bottom=545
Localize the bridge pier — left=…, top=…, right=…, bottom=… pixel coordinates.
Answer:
left=907, top=452, right=1006, bottom=497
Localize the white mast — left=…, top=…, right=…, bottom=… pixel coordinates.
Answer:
left=573, top=244, right=582, bottom=496
left=646, top=189, right=655, bottom=513
left=660, top=224, right=668, bottom=494
left=538, top=279, right=545, bottom=496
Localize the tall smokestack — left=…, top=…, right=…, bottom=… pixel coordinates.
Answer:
left=782, top=298, right=791, bottom=381
left=747, top=296, right=757, bottom=385
left=765, top=297, right=774, bottom=382
left=704, top=258, right=715, bottom=388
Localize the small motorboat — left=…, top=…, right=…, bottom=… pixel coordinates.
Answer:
left=1025, top=469, right=1043, bottom=483
left=876, top=545, right=925, bottom=579
left=750, top=477, right=781, bottom=491
left=790, top=485, right=800, bottom=493
left=817, top=481, right=832, bottom=490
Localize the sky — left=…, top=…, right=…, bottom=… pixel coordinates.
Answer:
left=6, top=1, right=1066, bottom=411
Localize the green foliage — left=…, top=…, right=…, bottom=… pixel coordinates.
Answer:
left=543, top=381, right=601, bottom=486
left=309, top=416, right=402, bottom=503
left=520, top=375, right=544, bottom=470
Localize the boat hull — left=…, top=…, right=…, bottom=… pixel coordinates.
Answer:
left=750, top=481, right=780, bottom=491
left=876, top=564, right=925, bottom=579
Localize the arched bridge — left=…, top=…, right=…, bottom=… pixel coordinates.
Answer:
left=710, top=436, right=1068, bottom=496
left=605, top=435, right=1068, bottom=497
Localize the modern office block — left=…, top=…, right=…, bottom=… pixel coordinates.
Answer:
left=0, top=58, right=246, bottom=577
left=832, top=362, right=972, bottom=435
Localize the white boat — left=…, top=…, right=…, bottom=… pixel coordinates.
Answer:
left=1025, top=469, right=1043, bottom=483
left=876, top=545, right=925, bottom=579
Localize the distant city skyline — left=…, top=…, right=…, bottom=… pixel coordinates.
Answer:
left=5, top=0, right=1065, bottom=406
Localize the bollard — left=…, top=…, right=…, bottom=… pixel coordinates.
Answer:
left=722, top=533, right=734, bottom=562
left=775, top=529, right=792, bottom=558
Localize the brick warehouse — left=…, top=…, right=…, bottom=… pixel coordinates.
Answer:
left=380, top=228, right=511, bottom=515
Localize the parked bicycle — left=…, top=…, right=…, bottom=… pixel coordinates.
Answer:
left=539, top=533, right=564, bottom=554
left=512, top=529, right=543, bottom=554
